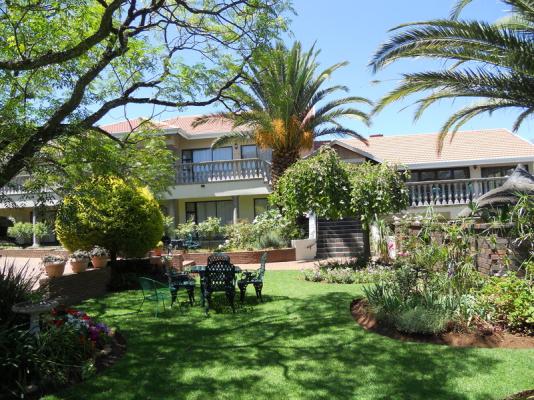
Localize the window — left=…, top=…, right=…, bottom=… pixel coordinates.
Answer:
left=182, top=147, right=233, bottom=163
left=185, top=200, right=234, bottom=224
left=408, top=167, right=470, bottom=182
left=254, top=198, right=269, bottom=218
left=240, top=144, right=272, bottom=161
left=481, top=165, right=526, bottom=178
left=241, top=145, right=257, bottom=159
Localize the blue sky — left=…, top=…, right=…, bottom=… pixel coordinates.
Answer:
left=102, top=0, right=534, bottom=142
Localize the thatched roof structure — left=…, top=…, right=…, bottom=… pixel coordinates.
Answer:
left=459, top=165, right=534, bottom=217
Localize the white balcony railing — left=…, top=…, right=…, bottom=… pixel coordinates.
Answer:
left=0, top=175, right=30, bottom=195
left=406, top=176, right=508, bottom=207
left=176, top=158, right=271, bottom=185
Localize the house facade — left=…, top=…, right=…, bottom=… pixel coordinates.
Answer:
left=1, top=116, right=534, bottom=246
left=314, top=129, right=534, bottom=218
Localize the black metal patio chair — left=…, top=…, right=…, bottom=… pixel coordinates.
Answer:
left=238, top=252, right=267, bottom=302
left=203, top=258, right=236, bottom=314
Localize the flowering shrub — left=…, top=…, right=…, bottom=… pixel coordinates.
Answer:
left=221, top=209, right=303, bottom=251
left=49, top=307, right=113, bottom=347
left=302, top=263, right=393, bottom=284
left=175, top=219, right=196, bottom=240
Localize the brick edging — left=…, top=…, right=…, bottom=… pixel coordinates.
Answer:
left=183, top=248, right=296, bottom=264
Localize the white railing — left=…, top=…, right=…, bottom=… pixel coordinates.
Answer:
left=0, top=175, right=30, bottom=195
left=406, top=176, right=508, bottom=207
left=176, top=158, right=271, bottom=185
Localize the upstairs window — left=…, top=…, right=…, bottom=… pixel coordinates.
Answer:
left=240, top=144, right=272, bottom=161
left=481, top=165, right=526, bottom=178
left=182, top=147, right=232, bottom=163
left=408, top=167, right=469, bottom=182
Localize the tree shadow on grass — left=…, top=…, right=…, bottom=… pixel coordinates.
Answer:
left=55, top=287, right=504, bottom=400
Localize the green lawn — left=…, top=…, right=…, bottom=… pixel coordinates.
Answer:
left=45, top=271, right=533, bottom=400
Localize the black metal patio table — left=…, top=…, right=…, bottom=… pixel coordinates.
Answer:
left=185, top=265, right=242, bottom=306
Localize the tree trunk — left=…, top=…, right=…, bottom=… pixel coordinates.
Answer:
left=271, top=148, right=300, bottom=188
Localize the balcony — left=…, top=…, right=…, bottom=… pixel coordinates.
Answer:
left=0, top=175, right=30, bottom=195
left=406, top=176, right=508, bottom=207
left=176, top=158, right=271, bottom=185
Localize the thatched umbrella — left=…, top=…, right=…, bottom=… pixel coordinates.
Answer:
left=459, top=165, right=534, bottom=217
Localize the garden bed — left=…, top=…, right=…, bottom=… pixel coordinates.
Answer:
left=351, top=298, right=534, bottom=349
left=183, top=247, right=295, bottom=264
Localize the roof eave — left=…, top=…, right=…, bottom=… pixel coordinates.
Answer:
left=406, top=155, right=534, bottom=169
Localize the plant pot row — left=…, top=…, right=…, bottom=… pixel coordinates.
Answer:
left=43, top=256, right=109, bottom=278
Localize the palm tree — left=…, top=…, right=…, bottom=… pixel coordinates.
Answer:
left=194, top=41, right=371, bottom=185
left=370, top=0, right=534, bottom=149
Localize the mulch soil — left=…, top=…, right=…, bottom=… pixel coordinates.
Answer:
left=351, top=298, right=534, bottom=349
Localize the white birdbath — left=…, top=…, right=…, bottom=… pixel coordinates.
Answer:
left=12, top=299, right=59, bottom=335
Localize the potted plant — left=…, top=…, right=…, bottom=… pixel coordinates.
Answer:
left=69, top=250, right=90, bottom=273
left=152, top=241, right=164, bottom=257
left=90, top=246, right=109, bottom=268
left=42, top=255, right=67, bottom=278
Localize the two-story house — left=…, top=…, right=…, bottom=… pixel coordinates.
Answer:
left=101, top=116, right=273, bottom=227
left=2, top=116, right=534, bottom=255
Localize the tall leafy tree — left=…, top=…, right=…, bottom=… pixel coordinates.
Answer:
left=194, top=41, right=372, bottom=184
left=24, top=128, right=177, bottom=198
left=370, top=0, right=534, bottom=149
left=0, top=0, right=290, bottom=187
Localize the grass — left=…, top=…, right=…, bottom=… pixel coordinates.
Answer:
left=44, top=271, right=533, bottom=400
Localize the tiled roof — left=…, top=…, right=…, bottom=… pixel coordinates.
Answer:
left=317, top=129, right=534, bottom=166
left=100, top=115, right=235, bottom=135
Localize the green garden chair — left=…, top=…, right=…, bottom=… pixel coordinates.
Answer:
left=137, top=277, right=173, bottom=317
left=238, top=252, right=267, bottom=303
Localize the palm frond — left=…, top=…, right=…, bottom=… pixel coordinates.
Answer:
left=211, top=131, right=255, bottom=149
left=313, top=127, right=368, bottom=144
left=451, top=0, right=474, bottom=19
left=371, top=20, right=534, bottom=74
left=437, top=99, right=523, bottom=151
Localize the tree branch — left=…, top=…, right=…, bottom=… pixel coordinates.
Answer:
left=0, top=0, right=123, bottom=71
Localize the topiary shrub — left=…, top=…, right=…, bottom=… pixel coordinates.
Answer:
left=55, top=177, right=163, bottom=259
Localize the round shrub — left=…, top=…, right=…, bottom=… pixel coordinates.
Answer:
left=55, top=177, right=163, bottom=259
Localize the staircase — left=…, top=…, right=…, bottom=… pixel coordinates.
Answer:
left=316, top=218, right=367, bottom=259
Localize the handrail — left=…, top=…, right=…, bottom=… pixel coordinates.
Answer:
left=176, top=158, right=271, bottom=185
left=405, top=176, right=508, bottom=207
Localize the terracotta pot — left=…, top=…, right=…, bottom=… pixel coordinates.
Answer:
left=44, top=262, right=65, bottom=278
left=70, top=259, right=89, bottom=273
left=91, top=256, right=108, bottom=268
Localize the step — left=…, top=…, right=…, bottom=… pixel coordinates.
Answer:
left=318, top=234, right=364, bottom=240
left=318, top=223, right=362, bottom=229
left=318, top=220, right=361, bottom=226
left=319, top=229, right=363, bottom=235
left=316, top=251, right=364, bottom=259
left=319, top=226, right=363, bottom=232
left=317, top=239, right=364, bottom=246
left=317, top=245, right=364, bottom=252
left=317, top=240, right=363, bottom=246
